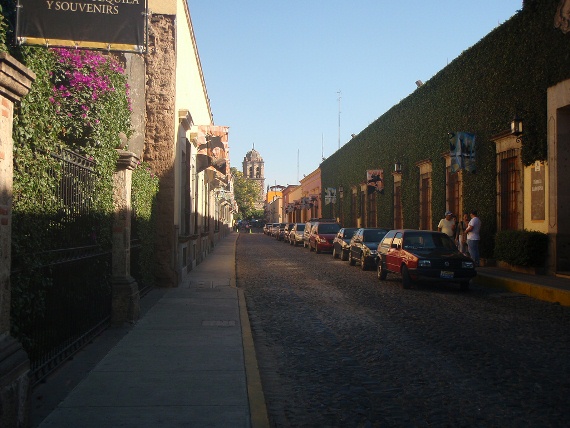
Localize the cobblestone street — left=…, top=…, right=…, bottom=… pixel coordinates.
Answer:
left=237, top=232, right=570, bottom=427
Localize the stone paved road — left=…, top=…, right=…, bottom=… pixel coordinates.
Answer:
left=236, top=232, right=570, bottom=428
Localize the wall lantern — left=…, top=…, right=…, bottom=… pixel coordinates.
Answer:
left=339, top=185, right=344, bottom=198
left=394, top=160, right=402, bottom=174
left=511, top=116, right=523, bottom=136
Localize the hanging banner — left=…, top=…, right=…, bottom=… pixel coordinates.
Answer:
left=191, top=125, right=230, bottom=175
left=449, top=132, right=476, bottom=173
left=15, top=0, right=147, bottom=53
left=366, top=170, right=384, bottom=194
left=324, top=187, right=336, bottom=205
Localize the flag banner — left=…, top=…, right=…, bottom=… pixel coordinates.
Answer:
left=191, top=125, right=230, bottom=175
left=366, top=170, right=384, bottom=194
left=324, top=187, right=337, bottom=205
left=449, top=132, right=476, bottom=173
left=16, top=0, right=147, bottom=53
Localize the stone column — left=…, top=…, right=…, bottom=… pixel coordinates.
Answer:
left=0, top=53, right=35, bottom=428
left=111, top=150, right=140, bottom=326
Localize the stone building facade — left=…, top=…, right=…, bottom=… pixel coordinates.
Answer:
left=144, top=0, right=233, bottom=287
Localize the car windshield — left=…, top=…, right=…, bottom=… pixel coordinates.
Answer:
left=318, top=224, right=341, bottom=234
left=403, top=232, right=456, bottom=250
left=363, top=229, right=388, bottom=242
left=297, top=224, right=305, bottom=231
left=343, top=229, right=356, bottom=238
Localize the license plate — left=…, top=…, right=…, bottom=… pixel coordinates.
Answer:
left=440, top=270, right=454, bottom=279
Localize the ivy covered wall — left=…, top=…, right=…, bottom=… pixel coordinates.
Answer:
left=321, top=0, right=570, bottom=257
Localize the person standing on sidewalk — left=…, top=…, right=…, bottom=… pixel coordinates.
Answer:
left=455, top=212, right=469, bottom=255
left=437, top=211, right=456, bottom=238
left=465, top=210, right=481, bottom=266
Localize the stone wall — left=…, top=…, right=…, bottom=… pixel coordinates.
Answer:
left=145, top=15, right=178, bottom=287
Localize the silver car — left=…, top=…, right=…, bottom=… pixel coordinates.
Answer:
left=289, top=223, right=305, bottom=246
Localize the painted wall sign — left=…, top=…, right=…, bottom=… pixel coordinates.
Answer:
left=531, top=161, right=545, bottom=221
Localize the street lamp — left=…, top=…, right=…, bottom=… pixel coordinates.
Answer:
left=511, top=116, right=523, bottom=136
left=394, top=160, right=402, bottom=174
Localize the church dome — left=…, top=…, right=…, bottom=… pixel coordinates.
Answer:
left=244, top=148, right=263, bottom=162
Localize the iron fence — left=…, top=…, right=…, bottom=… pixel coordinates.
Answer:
left=11, top=147, right=114, bottom=386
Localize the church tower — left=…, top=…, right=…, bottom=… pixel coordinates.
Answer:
left=242, top=146, right=265, bottom=208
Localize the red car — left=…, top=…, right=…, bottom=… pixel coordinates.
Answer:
left=376, top=229, right=476, bottom=290
left=309, top=222, right=341, bottom=253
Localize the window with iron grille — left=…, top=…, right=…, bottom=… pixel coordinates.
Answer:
left=394, top=181, right=403, bottom=229
left=498, top=149, right=520, bottom=230
left=446, top=166, right=460, bottom=217
left=419, top=172, right=431, bottom=230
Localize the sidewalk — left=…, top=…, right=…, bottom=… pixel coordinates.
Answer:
left=475, top=266, right=570, bottom=306
left=33, top=232, right=269, bottom=428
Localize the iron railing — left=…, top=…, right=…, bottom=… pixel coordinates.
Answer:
left=11, top=147, right=113, bottom=386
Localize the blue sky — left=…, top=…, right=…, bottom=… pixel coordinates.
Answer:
left=188, top=1, right=523, bottom=188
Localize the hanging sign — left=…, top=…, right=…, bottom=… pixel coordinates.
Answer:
left=324, top=187, right=336, bottom=205
left=366, top=170, right=384, bottom=194
left=449, top=132, right=476, bottom=174
left=16, top=0, right=148, bottom=53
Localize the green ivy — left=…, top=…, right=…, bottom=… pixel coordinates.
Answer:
left=494, top=229, right=548, bottom=267
left=0, top=1, right=149, bottom=345
left=322, top=1, right=570, bottom=258
left=132, top=161, right=160, bottom=287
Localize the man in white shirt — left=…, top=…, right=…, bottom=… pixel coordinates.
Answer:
left=437, top=211, right=456, bottom=237
left=465, top=210, right=482, bottom=266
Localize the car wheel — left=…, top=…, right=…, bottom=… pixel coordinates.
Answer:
left=401, top=265, right=412, bottom=289
left=341, top=249, right=349, bottom=261
left=332, top=247, right=338, bottom=259
left=360, top=254, right=367, bottom=271
left=316, top=244, right=321, bottom=254
left=377, top=260, right=387, bottom=280
left=460, top=280, right=471, bottom=292
left=349, top=251, right=356, bottom=266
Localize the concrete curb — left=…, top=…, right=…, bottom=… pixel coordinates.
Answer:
left=234, top=233, right=270, bottom=428
left=475, top=272, right=570, bottom=306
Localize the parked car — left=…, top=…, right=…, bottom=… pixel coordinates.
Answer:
left=309, top=221, right=342, bottom=253
left=272, top=223, right=286, bottom=238
left=265, top=223, right=277, bottom=235
left=303, top=218, right=337, bottom=248
left=289, top=223, right=305, bottom=246
left=279, top=223, right=293, bottom=241
left=348, top=228, right=389, bottom=270
left=376, top=229, right=476, bottom=290
left=332, top=228, right=358, bottom=261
